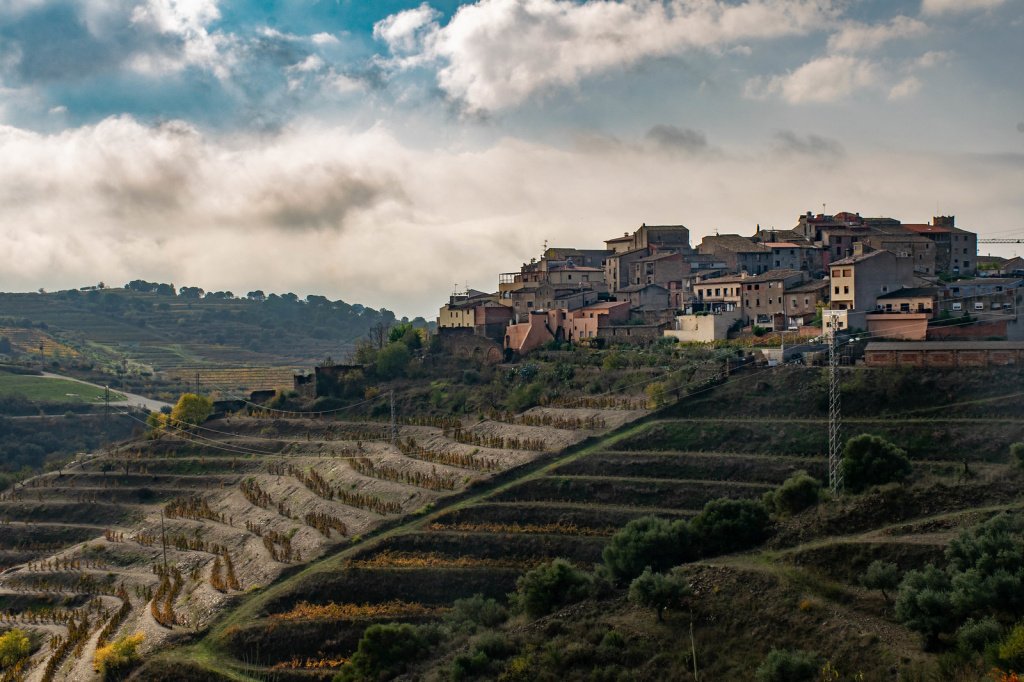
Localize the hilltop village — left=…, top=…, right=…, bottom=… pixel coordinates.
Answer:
left=438, top=210, right=1024, bottom=364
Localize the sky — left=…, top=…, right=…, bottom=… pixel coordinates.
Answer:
left=0, top=0, right=1022, bottom=317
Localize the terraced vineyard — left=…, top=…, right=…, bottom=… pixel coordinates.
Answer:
left=163, top=367, right=301, bottom=393
left=0, top=403, right=644, bottom=680
left=136, top=365, right=1024, bottom=681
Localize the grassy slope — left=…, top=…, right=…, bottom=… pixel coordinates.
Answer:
left=140, top=366, right=1024, bottom=680
left=0, top=373, right=126, bottom=403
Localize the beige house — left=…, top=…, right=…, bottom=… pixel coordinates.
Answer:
left=828, top=248, right=915, bottom=313
left=664, top=309, right=741, bottom=343
left=694, top=273, right=745, bottom=311
left=437, top=290, right=493, bottom=329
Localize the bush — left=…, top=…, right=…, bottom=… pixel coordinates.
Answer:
left=1011, top=442, right=1024, bottom=469
left=998, top=623, right=1024, bottom=671
left=511, top=558, right=592, bottom=618
left=445, top=594, right=509, bottom=632
left=375, top=342, right=412, bottom=379
left=956, top=617, right=1003, bottom=654
left=334, top=623, right=433, bottom=682
left=895, top=564, right=955, bottom=644
left=840, top=434, right=912, bottom=493
left=754, top=649, right=820, bottom=682
left=93, top=632, right=144, bottom=680
left=860, top=560, right=900, bottom=604
left=769, top=471, right=821, bottom=516
left=690, top=498, right=771, bottom=556
left=628, top=567, right=691, bottom=621
left=169, top=393, right=213, bottom=428
left=0, top=628, right=31, bottom=668
left=602, top=516, right=694, bottom=582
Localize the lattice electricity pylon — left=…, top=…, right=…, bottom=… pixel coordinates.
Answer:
left=827, top=312, right=843, bottom=494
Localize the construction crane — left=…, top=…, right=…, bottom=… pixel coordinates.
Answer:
left=979, top=239, right=1024, bottom=244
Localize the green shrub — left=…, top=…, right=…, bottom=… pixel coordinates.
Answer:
left=334, top=623, right=433, bottom=682
left=956, top=617, right=1003, bottom=654
left=840, top=434, right=912, bottom=493
left=754, top=649, right=820, bottom=682
left=860, top=560, right=900, bottom=604
left=445, top=594, right=508, bottom=632
left=602, top=516, right=693, bottom=582
left=628, top=567, right=691, bottom=621
left=690, top=498, right=771, bottom=556
left=1011, top=442, right=1024, bottom=469
left=895, top=564, right=955, bottom=644
left=511, top=559, right=592, bottom=618
left=998, top=623, right=1024, bottom=670
left=770, top=471, right=821, bottom=516
left=375, top=342, right=411, bottom=379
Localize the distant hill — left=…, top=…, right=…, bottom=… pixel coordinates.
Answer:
left=0, top=283, right=430, bottom=397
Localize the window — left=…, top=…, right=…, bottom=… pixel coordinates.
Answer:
left=834, top=286, right=840, bottom=294
left=952, top=302, right=962, bottom=311
left=842, top=268, right=852, bottom=277
left=775, top=260, right=781, bottom=267
left=843, top=286, right=849, bottom=294
left=792, top=299, right=797, bottom=307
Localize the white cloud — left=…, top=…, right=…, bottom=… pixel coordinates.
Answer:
left=310, top=32, right=340, bottom=46
left=128, top=0, right=232, bottom=77
left=373, top=2, right=441, bottom=55
left=914, top=50, right=951, bottom=68
left=377, top=0, right=839, bottom=112
left=1, top=115, right=1021, bottom=316
left=745, top=55, right=882, bottom=103
left=922, top=0, right=1007, bottom=15
left=888, top=76, right=922, bottom=99
left=827, top=16, right=929, bottom=53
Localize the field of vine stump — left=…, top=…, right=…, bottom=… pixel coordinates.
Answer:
left=165, top=367, right=1024, bottom=681
left=0, top=404, right=637, bottom=681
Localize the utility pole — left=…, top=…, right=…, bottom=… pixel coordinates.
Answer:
left=390, top=390, right=398, bottom=446
left=827, top=311, right=843, bottom=494
left=104, top=385, right=110, bottom=454
left=159, top=509, right=169, bottom=572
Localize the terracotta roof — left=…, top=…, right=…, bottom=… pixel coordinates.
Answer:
left=762, top=242, right=802, bottom=248
left=902, top=224, right=951, bottom=235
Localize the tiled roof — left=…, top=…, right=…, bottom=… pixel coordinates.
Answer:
left=618, top=283, right=669, bottom=293
left=866, top=341, right=1024, bottom=351
left=741, top=269, right=804, bottom=283
left=700, top=234, right=770, bottom=253
left=830, top=250, right=888, bottom=266
left=876, top=287, right=941, bottom=300
left=786, top=279, right=830, bottom=294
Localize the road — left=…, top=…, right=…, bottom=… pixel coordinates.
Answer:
left=40, top=372, right=172, bottom=412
